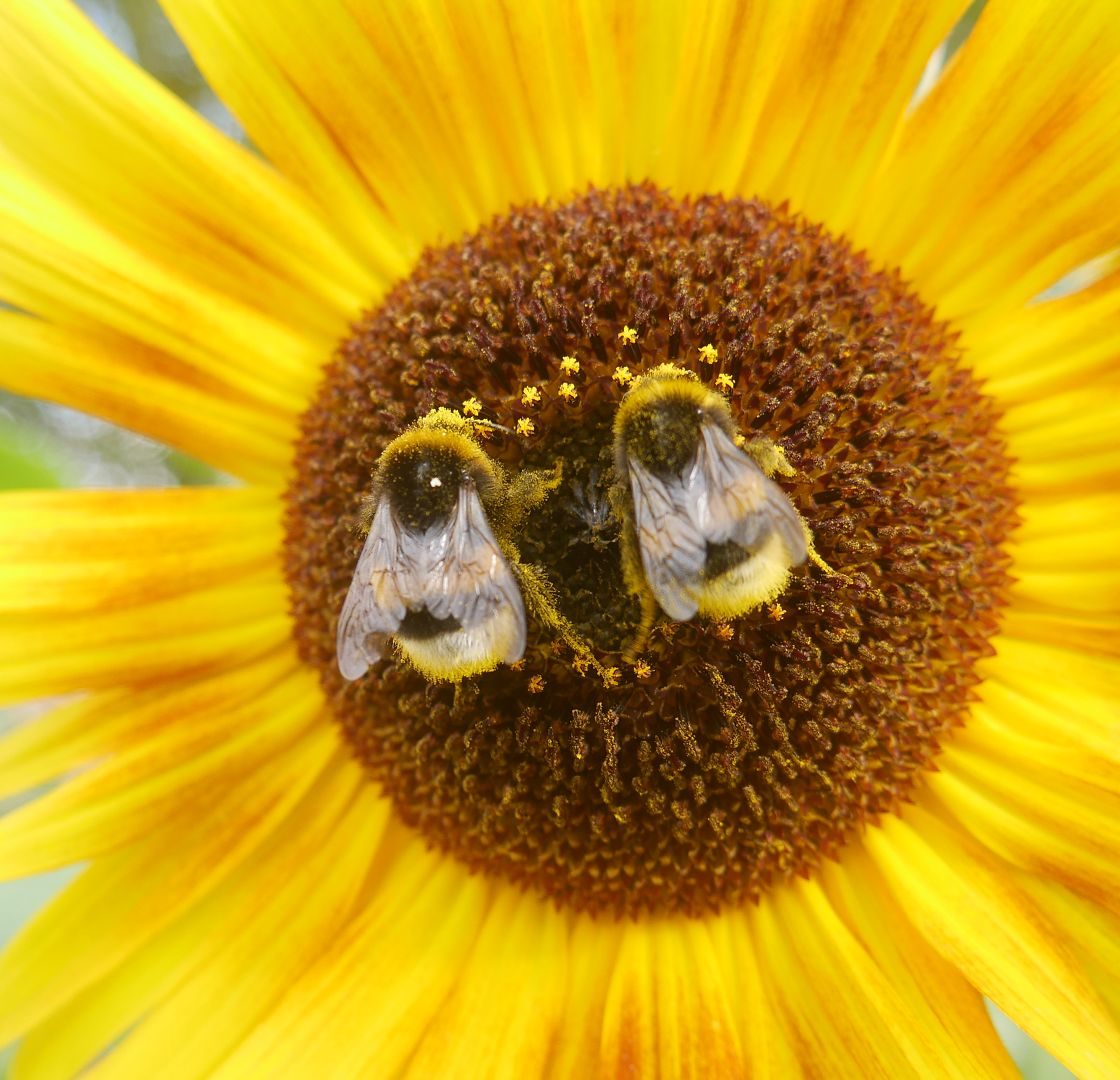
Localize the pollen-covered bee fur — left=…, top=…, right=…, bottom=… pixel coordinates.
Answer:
left=336, top=408, right=529, bottom=684
left=612, top=364, right=816, bottom=630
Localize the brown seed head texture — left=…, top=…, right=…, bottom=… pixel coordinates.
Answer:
left=284, top=186, right=1017, bottom=916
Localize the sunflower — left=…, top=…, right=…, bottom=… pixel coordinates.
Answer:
left=1, top=0, right=1118, bottom=1076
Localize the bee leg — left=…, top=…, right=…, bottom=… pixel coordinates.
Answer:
left=500, top=460, right=565, bottom=530
left=740, top=436, right=797, bottom=479
left=506, top=558, right=608, bottom=678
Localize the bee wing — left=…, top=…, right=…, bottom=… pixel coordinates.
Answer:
left=627, top=458, right=708, bottom=621
left=423, top=485, right=527, bottom=662
left=691, top=424, right=808, bottom=564
left=336, top=497, right=413, bottom=680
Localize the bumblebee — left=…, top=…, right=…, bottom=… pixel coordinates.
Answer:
left=336, top=410, right=526, bottom=682
left=613, top=365, right=808, bottom=622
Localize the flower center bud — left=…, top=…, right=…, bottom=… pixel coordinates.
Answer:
left=284, top=185, right=1016, bottom=916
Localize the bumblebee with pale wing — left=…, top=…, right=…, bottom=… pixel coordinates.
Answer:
left=336, top=409, right=526, bottom=682
left=614, top=365, right=810, bottom=623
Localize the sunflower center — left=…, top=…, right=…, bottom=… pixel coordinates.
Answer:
left=283, top=185, right=1016, bottom=916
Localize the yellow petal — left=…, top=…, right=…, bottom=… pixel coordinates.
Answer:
left=209, top=837, right=491, bottom=1079
left=0, top=645, right=301, bottom=801
left=0, top=667, right=330, bottom=877
left=866, top=805, right=1120, bottom=1080
left=0, top=315, right=294, bottom=483
left=722, top=0, right=962, bottom=226
left=10, top=755, right=373, bottom=1080
left=966, top=268, right=1120, bottom=403
left=0, top=487, right=283, bottom=615
left=852, top=0, right=1120, bottom=320
left=165, top=0, right=962, bottom=264
left=753, top=875, right=982, bottom=1078
left=0, top=488, right=292, bottom=705
left=705, top=910, right=802, bottom=1080
left=403, top=890, right=568, bottom=1079
left=930, top=750, right=1120, bottom=919
left=598, top=916, right=746, bottom=1078
left=546, top=916, right=624, bottom=1080
left=977, top=644, right=1119, bottom=763
left=82, top=770, right=387, bottom=1080
left=820, top=849, right=1018, bottom=1079
left=0, top=735, right=343, bottom=1048
left=1022, top=875, right=1120, bottom=1025
left=0, top=148, right=324, bottom=409
left=0, top=0, right=373, bottom=334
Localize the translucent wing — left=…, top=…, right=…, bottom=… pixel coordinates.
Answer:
left=627, top=423, right=807, bottom=621
left=336, top=486, right=525, bottom=681
left=408, top=485, right=526, bottom=659
left=336, top=497, right=412, bottom=680
left=690, top=425, right=807, bottom=563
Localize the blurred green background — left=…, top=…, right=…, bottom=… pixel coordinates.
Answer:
left=0, top=1, right=1081, bottom=1076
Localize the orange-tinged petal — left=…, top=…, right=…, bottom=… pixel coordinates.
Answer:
left=402, top=890, right=568, bottom=1080
left=930, top=754, right=1120, bottom=919
left=0, top=738, right=344, bottom=1047
left=853, top=0, right=1120, bottom=320
left=865, top=806, right=1120, bottom=1080
left=753, top=876, right=980, bottom=1078
left=84, top=771, right=387, bottom=1080
left=821, top=849, right=1018, bottom=1078
left=0, top=315, right=295, bottom=483
left=0, top=667, right=330, bottom=877
left=598, top=917, right=745, bottom=1079
left=10, top=756, right=372, bottom=1080
left=210, top=839, right=491, bottom=1079
left=0, top=646, right=299, bottom=800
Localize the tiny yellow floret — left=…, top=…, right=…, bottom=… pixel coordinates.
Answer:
left=768, top=603, right=787, bottom=621
left=572, top=656, right=591, bottom=675
left=714, top=622, right=735, bottom=641
left=520, top=385, right=542, bottom=407
left=462, top=396, right=482, bottom=417
left=527, top=674, right=546, bottom=694
left=632, top=660, right=653, bottom=679
left=515, top=418, right=536, bottom=437
left=612, top=365, right=633, bottom=386
left=715, top=373, right=735, bottom=391
left=559, top=382, right=578, bottom=403
left=618, top=325, right=638, bottom=344
left=560, top=356, right=580, bottom=375
left=601, top=666, right=621, bottom=688
left=698, top=343, right=719, bottom=364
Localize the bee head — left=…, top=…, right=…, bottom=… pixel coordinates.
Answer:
left=614, top=364, right=732, bottom=477
left=377, top=413, right=496, bottom=531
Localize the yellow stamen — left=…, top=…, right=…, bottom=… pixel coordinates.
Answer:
left=515, top=417, right=536, bottom=437
left=462, top=396, right=482, bottom=417
left=558, top=382, right=578, bottom=403
left=715, top=373, right=734, bottom=392
left=698, top=343, right=718, bottom=364
left=612, top=365, right=633, bottom=386
left=618, top=325, right=637, bottom=344
left=601, top=666, right=621, bottom=688
left=560, top=355, right=580, bottom=375
left=768, top=603, right=786, bottom=620
left=632, top=660, right=652, bottom=679
left=520, top=385, right=542, bottom=407
left=527, top=674, right=546, bottom=693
